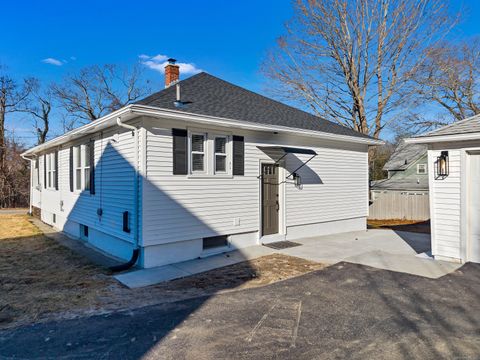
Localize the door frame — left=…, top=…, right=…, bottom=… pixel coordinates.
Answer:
left=258, top=159, right=286, bottom=242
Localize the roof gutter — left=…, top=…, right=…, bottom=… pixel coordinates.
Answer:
left=405, top=132, right=480, bottom=144
left=21, top=104, right=383, bottom=158
left=131, top=104, right=384, bottom=145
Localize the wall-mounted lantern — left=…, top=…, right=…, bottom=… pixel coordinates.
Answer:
left=436, top=151, right=449, bottom=179
left=292, top=172, right=302, bottom=188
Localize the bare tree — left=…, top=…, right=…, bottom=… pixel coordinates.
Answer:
left=413, top=39, right=480, bottom=124
left=0, top=132, right=30, bottom=208
left=18, top=79, right=52, bottom=145
left=52, top=64, right=150, bottom=124
left=0, top=66, right=34, bottom=170
left=263, top=0, right=454, bottom=139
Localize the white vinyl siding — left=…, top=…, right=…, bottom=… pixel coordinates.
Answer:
left=428, top=147, right=462, bottom=259
left=32, top=124, right=142, bottom=249
left=142, top=118, right=368, bottom=246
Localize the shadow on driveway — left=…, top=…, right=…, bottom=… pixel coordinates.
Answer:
left=1, top=262, right=480, bottom=359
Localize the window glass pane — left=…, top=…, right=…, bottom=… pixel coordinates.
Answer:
left=192, top=154, right=204, bottom=171
left=75, top=146, right=81, bottom=167
left=76, top=169, right=82, bottom=190
left=85, top=145, right=90, bottom=167
left=191, top=134, right=204, bottom=152
left=84, top=168, right=90, bottom=190
left=52, top=171, right=56, bottom=189
left=215, top=137, right=226, bottom=154
left=216, top=155, right=226, bottom=172
left=48, top=172, right=51, bottom=188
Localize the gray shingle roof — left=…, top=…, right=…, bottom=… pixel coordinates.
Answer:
left=383, top=141, right=427, bottom=171
left=416, top=113, right=480, bottom=137
left=370, top=177, right=429, bottom=191
left=136, top=72, right=374, bottom=140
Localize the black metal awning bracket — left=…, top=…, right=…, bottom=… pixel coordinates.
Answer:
left=286, top=154, right=317, bottom=179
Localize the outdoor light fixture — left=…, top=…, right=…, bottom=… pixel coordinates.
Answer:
left=436, top=151, right=449, bottom=178
left=292, top=172, right=302, bottom=187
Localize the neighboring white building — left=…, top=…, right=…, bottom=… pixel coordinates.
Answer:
left=406, top=114, right=480, bottom=263
left=22, top=60, right=382, bottom=268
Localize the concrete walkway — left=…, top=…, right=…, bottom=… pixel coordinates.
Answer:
left=115, top=229, right=462, bottom=288
left=0, top=208, right=28, bottom=215
left=276, top=230, right=461, bottom=279
left=115, top=245, right=274, bottom=288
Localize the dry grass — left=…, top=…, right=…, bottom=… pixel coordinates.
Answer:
left=0, top=214, right=42, bottom=240
left=368, top=219, right=431, bottom=234
left=0, top=214, right=325, bottom=329
left=0, top=215, right=113, bottom=327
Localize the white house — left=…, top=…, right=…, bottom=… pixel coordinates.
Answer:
left=22, top=60, right=382, bottom=268
left=406, top=114, right=480, bottom=263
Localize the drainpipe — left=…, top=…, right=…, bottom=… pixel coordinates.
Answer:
left=110, top=116, right=140, bottom=271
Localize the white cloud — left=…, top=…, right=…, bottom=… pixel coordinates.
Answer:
left=70, top=56, right=77, bottom=61
left=139, top=54, right=202, bottom=75
left=42, top=57, right=64, bottom=66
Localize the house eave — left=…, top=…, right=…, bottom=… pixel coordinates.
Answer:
left=405, top=132, right=480, bottom=144
left=22, top=104, right=383, bottom=158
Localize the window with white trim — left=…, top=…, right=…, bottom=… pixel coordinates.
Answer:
left=188, top=130, right=232, bottom=176
left=214, top=136, right=227, bottom=173
left=417, top=163, right=427, bottom=175
left=74, top=145, right=90, bottom=191
left=191, top=133, right=206, bottom=173
left=84, top=144, right=91, bottom=191
left=46, top=152, right=57, bottom=189
left=75, top=146, right=82, bottom=190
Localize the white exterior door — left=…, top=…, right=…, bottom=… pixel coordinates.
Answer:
left=468, top=154, right=480, bottom=263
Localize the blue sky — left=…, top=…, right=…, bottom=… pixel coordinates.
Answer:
left=2, top=0, right=480, bottom=144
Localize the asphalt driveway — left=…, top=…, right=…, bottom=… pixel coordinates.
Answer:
left=1, top=262, right=480, bottom=359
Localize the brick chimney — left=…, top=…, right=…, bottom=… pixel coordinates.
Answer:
left=165, top=58, right=179, bottom=88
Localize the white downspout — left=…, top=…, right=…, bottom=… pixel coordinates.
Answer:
left=116, top=116, right=140, bottom=255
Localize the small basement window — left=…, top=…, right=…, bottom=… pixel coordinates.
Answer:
left=417, top=164, right=427, bottom=175
left=203, top=235, right=228, bottom=250
left=80, top=224, right=89, bottom=240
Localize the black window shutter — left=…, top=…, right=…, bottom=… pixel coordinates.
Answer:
left=54, top=150, right=59, bottom=190
left=43, top=154, right=47, bottom=188
left=232, top=135, right=245, bottom=175
left=172, top=128, right=188, bottom=175
left=69, top=147, right=74, bottom=192
left=89, top=140, right=95, bottom=195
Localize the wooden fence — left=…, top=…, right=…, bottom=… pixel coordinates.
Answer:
left=368, top=190, right=430, bottom=221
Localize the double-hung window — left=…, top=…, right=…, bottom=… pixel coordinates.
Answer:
left=187, top=130, right=231, bottom=176
left=84, top=144, right=91, bottom=191
left=74, top=144, right=91, bottom=191
left=191, top=133, right=206, bottom=173
left=214, top=136, right=227, bottom=173
left=75, top=146, right=82, bottom=191
left=417, top=164, right=427, bottom=175
left=46, top=153, right=57, bottom=189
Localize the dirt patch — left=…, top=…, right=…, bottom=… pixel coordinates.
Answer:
left=0, top=214, right=325, bottom=330
left=368, top=219, right=430, bottom=234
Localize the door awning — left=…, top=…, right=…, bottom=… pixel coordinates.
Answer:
left=257, top=146, right=317, bottom=179
left=257, top=146, right=317, bottom=156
